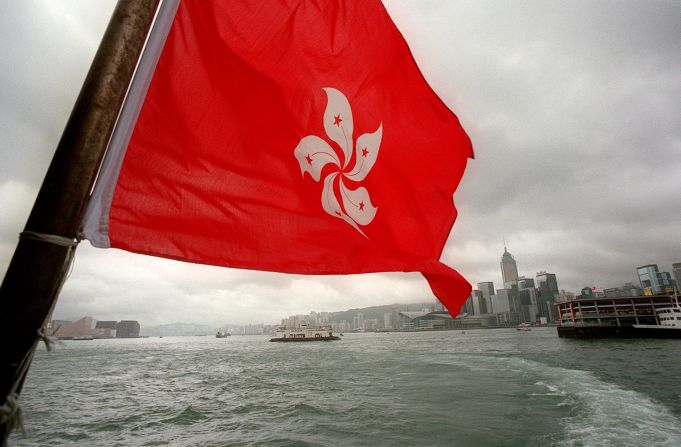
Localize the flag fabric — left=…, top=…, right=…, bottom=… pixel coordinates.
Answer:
left=82, top=0, right=474, bottom=316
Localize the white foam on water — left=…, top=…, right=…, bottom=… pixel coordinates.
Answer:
left=464, top=356, right=681, bottom=447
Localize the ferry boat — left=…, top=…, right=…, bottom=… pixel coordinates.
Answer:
left=215, top=330, right=230, bottom=338
left=516, top=323, right=532, bottom=332
left=556, top=293, right=681, bottom=339
left=632, top=300, right=681, bottom=334
left=270, top=324, right=340, bottom=342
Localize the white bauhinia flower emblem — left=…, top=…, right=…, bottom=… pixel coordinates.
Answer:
left=294, top=88, right=382, bottom=237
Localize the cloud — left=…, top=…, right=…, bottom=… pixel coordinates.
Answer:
left=1, top=1, right=680, bottom=328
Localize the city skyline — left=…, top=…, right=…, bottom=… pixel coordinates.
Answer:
left=1, top=1, right=679, bottom=327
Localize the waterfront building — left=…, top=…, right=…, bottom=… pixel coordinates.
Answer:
left=636, top=264, right=677, bottom=295
left=116, top=320, right=140, bottom=338
left=603, top=282, right=644, bottom=298
left=353, top=313, right=365, bottom=331
left=491, top=289, right=511, bottom=314
left=95, top=320, right=117, bottom=338
left=672, top=263, right=681, bottom=292
left=384, top=312, right=393, bottom=329
left=470, top=290, right=487, bottom=315
left=518, top=288, right=539, bottom=323
left=477, top=281, right=495, bottom=313
left=51, top=317, right=96, bottom=339
left=432, top=299, right=446, bottom=313
left=500, top=246, right=519, bottom=288
left=48, top=320, right=73, bottom=334
left=460, top=295, right=474, bottom=316
left=398, top=311, right=502, bottom=330
left=364, top=318, right=378, bottom=332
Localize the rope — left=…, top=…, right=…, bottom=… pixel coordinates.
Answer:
left=36, top=328, right=62, bottom=352
left=0, top=393, right=25, bottom=438
left=1, top=233, right=80, bottom=442
left=19, top=231, right=79, bottom=247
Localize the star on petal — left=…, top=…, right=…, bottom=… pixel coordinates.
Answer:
left=333, top=114, right=342, bottom=126
left=359, top=201, right=365, bottom=211
left=305, top=154, right=313, bottom=165
left=361, top=147, right=369, bottom=157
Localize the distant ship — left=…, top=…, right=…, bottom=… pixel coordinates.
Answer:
left=215, top=330, right=231, bottom=338
left=270, top=324, right=340, bottom=342
left=516, top=323, right=532, bottom=332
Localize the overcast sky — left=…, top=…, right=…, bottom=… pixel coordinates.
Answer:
left=1, top=0, right=679, bottom=327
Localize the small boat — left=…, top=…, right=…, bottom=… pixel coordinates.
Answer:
left=517, top=323, right=532, bottom=332
left=270, top=324, right=340, bottom=342
left=215, top=330, right=231, bottom=338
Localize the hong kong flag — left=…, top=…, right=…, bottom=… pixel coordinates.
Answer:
left=82, top=0, right=474, bottom=315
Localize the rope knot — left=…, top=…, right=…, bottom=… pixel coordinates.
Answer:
left=0, top=393, right=25, bottom=438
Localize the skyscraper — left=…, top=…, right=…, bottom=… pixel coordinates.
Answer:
left=470, top=290, right=487, bottom=315
left=477, top=282, right=495, bottom=297
left=500, top=246, right=519, bottom=287
left=536, top=272, right=559, bottom=322
left=477, top=281, right=495, bottom=313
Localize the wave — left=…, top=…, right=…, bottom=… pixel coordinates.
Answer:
left=461, top=356, right=681, bottom=447
left=161, top=405, right=209, bottom=425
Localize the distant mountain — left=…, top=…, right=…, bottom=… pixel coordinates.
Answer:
left=328, top=302, right=436, bottom=323
left=141, top=322, right=213, bottom=336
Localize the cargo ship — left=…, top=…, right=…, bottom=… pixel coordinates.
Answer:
left=270, top=324, right=340, bottom=342
left=556, top=293, right=681, bottom=339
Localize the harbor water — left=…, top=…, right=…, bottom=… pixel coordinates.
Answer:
left=11, top=327, right=681, bottom=446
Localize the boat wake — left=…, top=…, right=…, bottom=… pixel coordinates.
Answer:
left=465, top=356, right=681, bottom=447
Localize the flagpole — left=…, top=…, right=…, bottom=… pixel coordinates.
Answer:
left=0, top=0, right=160, bottom=443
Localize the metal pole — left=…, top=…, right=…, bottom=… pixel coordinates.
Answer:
left=0, top=0, right=160, bottom=442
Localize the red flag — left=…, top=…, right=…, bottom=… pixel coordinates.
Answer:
left=82, top=0, right=473, bottom=315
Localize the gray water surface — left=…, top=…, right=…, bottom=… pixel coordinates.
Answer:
left=11, top=327, right=681, bottom=446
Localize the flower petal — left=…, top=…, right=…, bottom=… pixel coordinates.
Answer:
left=339, top=178, right=377, bottom=226
left=345, top=122, right=382, bottom=182
left=322, top=173, right=365, bottom=235
left=321, top=172, right=343, bottom=218
left=323, top=88, right=353, bottom=169
left=294, top=135, right=340, bottom=181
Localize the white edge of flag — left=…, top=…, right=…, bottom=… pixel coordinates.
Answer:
left=80, top=0, right=181, bottom=248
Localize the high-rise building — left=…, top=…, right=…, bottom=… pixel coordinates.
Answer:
left=460, top=295, right=474, bottom=316
left=536, top=272, right=559, bottom=322
left=353, top=313, right=365, bottom=331
left=477, top=282, right=495, bottom=312
left=500, top=246, right=519, bottom=287
left=636, top=264, right=677, bottom=295
left=477, top=282, right=495, bottom=297
left=491, top=289, right=511, bottom=313
left=517, top=277, right=535, bottom=290
left=518, top=288, right=538, bottom=323
left=470, top=290, right=487, bottom=315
